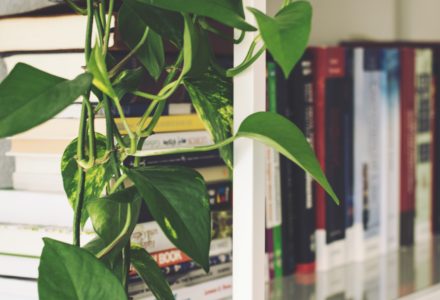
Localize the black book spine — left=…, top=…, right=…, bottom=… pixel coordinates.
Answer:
left=125, top=150, right=223, bottom=169
left=269, top=59, right=296, bottom=275
left=289, top=51, right=317, bottom=272
left=433, top=48, right=440, bottom=235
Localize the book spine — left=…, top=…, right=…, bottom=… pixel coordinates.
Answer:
left=266, top=62, right=283, bottom=279
left=115, top=114, right=205, bottom=134
left=112, top=102, right=194, bottom=117
left=273, top=59, right=297, bottom=275
left=383, top=48, right=401, bottom=252
left=343, top=48, right=355, bottom=263
left=160, top=253, right=232, bottom=277
left=141, top=130, right=213, bottom=151
left=126, top=150, right=223, bottom=169
left=400, top=48, right=416, bottom=246
left=288, top=52, right=316, bottom=273
left=312, top=47, right=328, bottom=271
left=414, top=48, right=434, bottom=243
left=362, top=48, right=385, bottom=258
left=313, top=47, right=347, bottom=270
left=433, top=48, right=440, bottom=236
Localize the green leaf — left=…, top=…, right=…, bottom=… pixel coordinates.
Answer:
left=38, top=238, right=127, bottom=300
left=82, top=236, right=125, bottom=282
left=61, top=134, right=113, bottom=227
left=136, top=0, right=255, bottom=31
left=126, top=166, right=211, bottom=271
left=86, top=188, right=142, bottom=244
left=118, top=2, right=165, bottom=80
left=0, top=63, right=91, bottom=138
left=249, top=1, right=312, bottom=78
left=182, top=14, right=210, bottom=78
left=184, top=68, right=233, bottom=169
left=113, top=67, right=146, bottom=99
left=119, top=0, right=183, bottom=47
left=88, top=45, right=117, bottom=99
left=237, top=112, right=339, bottom=204
left=131, top=245, right=174, bottom=300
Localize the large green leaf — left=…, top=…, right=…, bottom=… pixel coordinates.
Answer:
left=118, top=1, right=165, bottom=80
left=184, top=68, right=233, bottom=169
left=131, top=245, right=174, bottom=300
left=182, top=14, right=210, bottom=78
left=38, top=238, right=127, bottom=300
left=0, top=63, right=91, bottom=138
left=249, top=1, right=312, bottom=78
left=237, top=112, right=339, bottom=204
left=88, top=45, right=117, bottom=99
left=136, top=0, right=255, bottom=31
left=126, top=166, right=211, bottom=271
left=119, top=0, right=183, bottom=47
left=61, top=134, right=113, bottom=227
left=86, top=188, right=142, bottom=244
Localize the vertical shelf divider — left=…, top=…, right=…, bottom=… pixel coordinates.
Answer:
left=233, top=0, right=267, bottom=299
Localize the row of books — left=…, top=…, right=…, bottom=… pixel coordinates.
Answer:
left=0, top=2, right=234, bottom=298
left=266, top=42, right=440, bottom=276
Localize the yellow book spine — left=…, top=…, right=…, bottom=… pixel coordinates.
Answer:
left=114, top=114, right=205, bottom=134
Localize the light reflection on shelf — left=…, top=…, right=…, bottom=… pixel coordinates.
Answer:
left=267, top=237, right=440, bottom=300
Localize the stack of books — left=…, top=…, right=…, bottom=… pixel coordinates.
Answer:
left=0, top=2, right=233, bottom=299
left=267, top=42, right=440, bottom=279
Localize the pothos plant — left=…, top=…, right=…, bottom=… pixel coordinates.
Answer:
left=0, top=0, right=339, bottom=299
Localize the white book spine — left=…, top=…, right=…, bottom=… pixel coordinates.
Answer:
left=352, top=48, right=366, bottom=262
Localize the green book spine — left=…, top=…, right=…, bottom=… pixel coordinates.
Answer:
left=268, top=62, right=284, bottom=278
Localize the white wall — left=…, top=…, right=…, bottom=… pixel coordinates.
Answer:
left=267, top=0, right=440, bottom=45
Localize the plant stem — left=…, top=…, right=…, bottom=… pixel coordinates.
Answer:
left=73, top=101, right=87, bottom=247
left=63, top=0, right=87, bottom=15
left=102, top=0, right=115, bottom=55
left=96, top=203, right=132, bottom=259
left=109, top=27, right=150, bottom=78
left=226, top=46, right=265, bottom=77
left=73, top=0, right=94, bottom=247
left=133, top=136, right=235, bottom=157
left=110, top=173, right=128, bottom=194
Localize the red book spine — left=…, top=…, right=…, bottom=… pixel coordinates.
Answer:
left=312, top=47, right=346, bottom=231
left=312, top=47, right=327, bottom=230
left=400, top=48, right=416, bottom=246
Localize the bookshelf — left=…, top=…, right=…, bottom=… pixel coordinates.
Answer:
left=231, top=0, right=440, bottom=299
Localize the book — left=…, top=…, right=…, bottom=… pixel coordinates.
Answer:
left=351, top=47, right=386, bottom=261
left=283, top=52, right=317, bottom=274
left=265, top=61, right=283, bottom=279
left=11, top=114, right=205, bottom=140
left=0, top=14, right=114, bottom=52
left=414, top=48, right=434, bottom=243
left=400, top=48, right=417, bottom=247
left=311, top=46, right=347, bottom=271
left=0, top=0, right=64, bottom=17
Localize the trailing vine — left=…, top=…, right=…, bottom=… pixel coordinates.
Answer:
left=0, top=0, right=339, bottom=299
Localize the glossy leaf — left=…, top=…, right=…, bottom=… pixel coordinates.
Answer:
left=249, top=1, right=312, bottom=78
left=38, top=238, right=127, bottom=300
left=113, top=67, right=146, bottom=99
left=126, top=166, right=211, bottom=271
left=184, top=68, right=233, bottom=169
left=0, top=63, right=91, bottom=138
left=237, top=112, right=340, bottom=204
left=61, top=134, right=113, bottom=227
left=87, top=188, right=142, bottom=244
left=136, top=0, right=255, bottom=31
left=88, top=45, right=117, bottom=99
left=131, top=245, right=174, bottom=300
left=119, top=0, right=183, bottom=47
left=118, top=2, right=165, bottom=80
left=82, top=236, right=125, bottom=283
left=182, top=15, right=210, bottom=78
